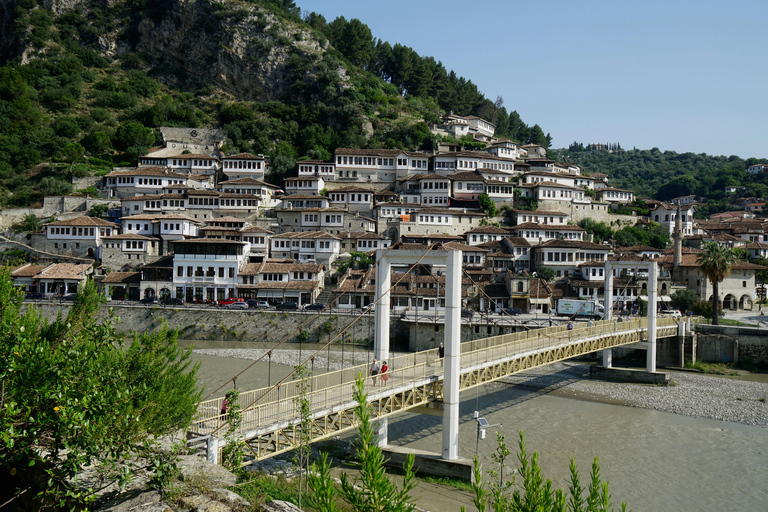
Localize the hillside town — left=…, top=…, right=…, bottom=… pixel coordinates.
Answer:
left=2, top=117, right=765, bottom=317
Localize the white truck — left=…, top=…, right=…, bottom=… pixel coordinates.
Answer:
left=557, top=299, right=604, bottom=318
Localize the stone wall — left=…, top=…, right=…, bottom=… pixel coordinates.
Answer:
left=24, top=303, right=381, bottom=346
left=0, top=196, right=116, bottom=230
left=537, top=199, right=637, bottom=230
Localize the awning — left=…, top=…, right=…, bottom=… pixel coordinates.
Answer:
left=529, top=298, right=551, bottom=305
left=639, top=295, right=672, bottom=302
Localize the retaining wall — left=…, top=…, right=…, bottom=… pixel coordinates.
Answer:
left=24, top=303, right=381, bottom=345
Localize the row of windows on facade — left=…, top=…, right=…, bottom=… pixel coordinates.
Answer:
left=176, top=266, right=236, bottom=278
left=518, top=215, right=566, bottom=224
left=653, top=214, right=688, bottom=222
left=104, top=240, right=150, bottom=250
left=303, top=214, right=343, bottom=223
left=380, top=208, right=416, bottom=216
left=328, top=193, right=370, bottom=202
left=168, top=159, right=215, bottom=167
left=49, top=227, right=111, bottom=236
left=539, top=189, right=581, bottom=198
left=535, top=252, right=606, bottom=262
left=518, top=231, right=583, bottom=241
left=579, top=288, right=638, bottom=297
left=223, top=160, right=262, bottom=169
left=225, top=188, right=265, bottom=195
left=486, top=185, right=514, bottom=194
left=299, top=165, right=335, bottom=173
left=142, top=200, right=184, bottom=208
left=422, top=197, right=448, bottom=205
left=273, top=240, right=332, bottom=249
left=126, top=222, right=182, bottom=231
left=336, top=156, right=430, bottom=168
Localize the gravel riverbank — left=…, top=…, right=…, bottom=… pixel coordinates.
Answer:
left=497, top=362, right=768, bottom=427
left=193, top=348, right=768, bottom=427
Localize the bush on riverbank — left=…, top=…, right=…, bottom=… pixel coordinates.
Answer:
left=0, top=271, right=201, bottom=510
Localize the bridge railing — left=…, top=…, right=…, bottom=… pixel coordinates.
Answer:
left=191, top=316, right=681, bottom=434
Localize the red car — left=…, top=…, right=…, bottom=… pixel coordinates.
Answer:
left=219, top=298, right=244, bottom=307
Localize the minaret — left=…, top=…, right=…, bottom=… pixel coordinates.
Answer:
left=672, top=204, right=683, bottom=277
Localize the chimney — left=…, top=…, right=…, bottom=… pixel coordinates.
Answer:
left=673, top=204, right=683, bottom=275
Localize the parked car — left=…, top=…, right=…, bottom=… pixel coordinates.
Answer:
left=661, top=309, right=682, bottom=318
left=24, top=292, right=44, bottom=300
left=277, top=301, right=299, bottom=311
left=225, top=301, right=249, bottom=310
left=246, top=299, right=264, bottom=309
left=305, top=303, right=325, bottom=311
left=502, top=307, right=523, bottom=316
left=461, top=308, right=475, bottom=318
left=219, top=298, right=244, bottom=307
left=361, top=304, right=375, bottom=313
left=62, top=293, right=78, bottom=301
left=160, top=297, right=184, bottom=306
left=140, top=296, right=158, bottom=305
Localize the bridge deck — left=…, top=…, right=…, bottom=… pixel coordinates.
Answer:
left=189, top=317, right=681, bottom=461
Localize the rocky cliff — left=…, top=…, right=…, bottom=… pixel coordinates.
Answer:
left=2, top=0, right=346, bottom=102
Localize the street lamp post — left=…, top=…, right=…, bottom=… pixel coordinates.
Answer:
left=532, top=272, right=538, bottom=322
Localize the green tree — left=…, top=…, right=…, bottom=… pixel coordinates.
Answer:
left=670, top=289, right=699, bottom=314
left=60, top=142, right=85, bottom=173
left=14, top=212, right=42, bottom=232
left=535, top=268, right=555, bottom=283
left=469, top=431, right=629, bottom=511
left=478, top=193, right=497, bottom=217
left=696, top=241, right=736, bottom=325
left=293, top=364, right=312, bottom=510
left=579, top=218, right=614, bottom=243
left=0, top=272, right=201, bottom=510
left=88, top=203, right=110, bottom=218
left=338, top=375, right=418, bottom=512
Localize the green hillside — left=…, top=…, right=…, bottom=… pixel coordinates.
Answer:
left=554, top=146, right=768, bottom=217
left=0, top=0, right=546, bottom=207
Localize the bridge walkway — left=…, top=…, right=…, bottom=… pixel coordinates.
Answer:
left=188, top=317, right=681, bottom=461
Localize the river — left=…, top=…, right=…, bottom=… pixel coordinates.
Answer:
left=187, top=344, right=767, bottom=512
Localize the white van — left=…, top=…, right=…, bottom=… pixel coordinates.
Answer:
left=660, top=309, right=682, bottom=318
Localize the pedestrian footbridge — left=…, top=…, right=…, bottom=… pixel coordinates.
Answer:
left=188, top=316, right=683, bottom=464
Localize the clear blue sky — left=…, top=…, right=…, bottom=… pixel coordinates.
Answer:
left=296, top=0, right=767, bottom=159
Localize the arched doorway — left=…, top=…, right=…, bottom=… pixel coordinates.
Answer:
left=723, top=294, right=737, bottom=310
left=159, top=287, right=171, bottom=300
left=144, top=287, right=156, bottom=298
left=87, top=247, right=94, bottom=258
left=739, top=294, right=753, bottom=311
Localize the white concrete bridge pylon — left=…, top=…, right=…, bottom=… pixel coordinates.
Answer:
left=374, top=248, right=462, bottom=460
left=604, top=260, right=665, bottom=372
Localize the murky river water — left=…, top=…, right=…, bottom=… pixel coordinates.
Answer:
left=186, top=342, right=768, bottom=512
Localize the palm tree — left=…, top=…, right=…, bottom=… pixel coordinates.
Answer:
left=697, top=241, right=736, bottom=325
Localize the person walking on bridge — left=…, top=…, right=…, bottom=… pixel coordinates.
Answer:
left=380, top=361, right=389, bottom=386
left=438, top=342, right=444, bottom=367
left=370, top=358, right=379, bottom=386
